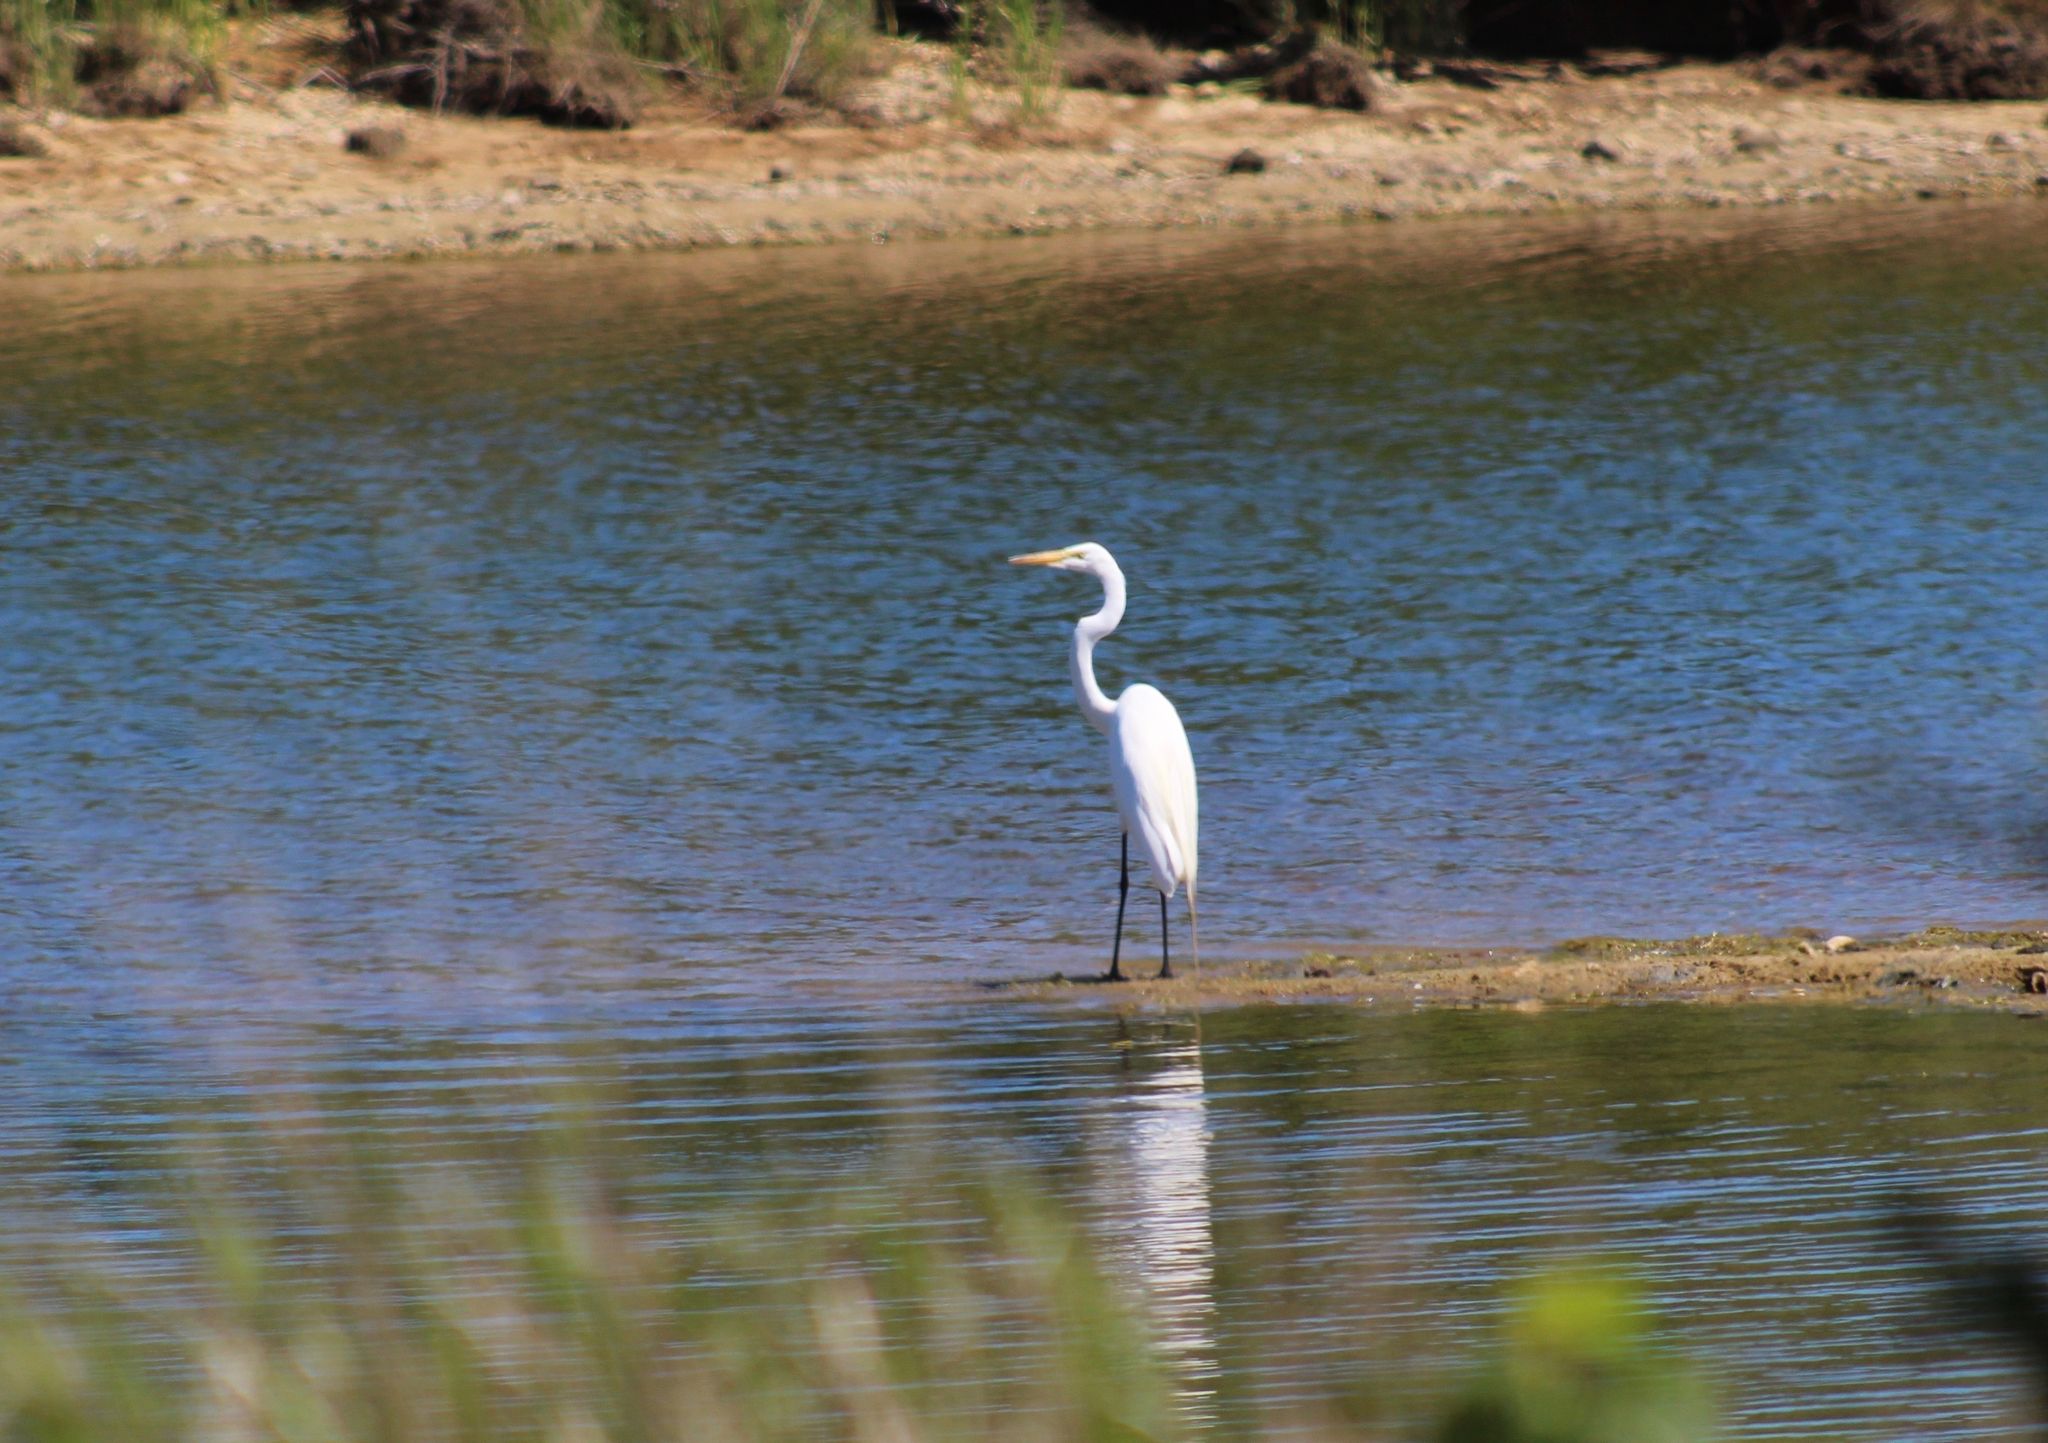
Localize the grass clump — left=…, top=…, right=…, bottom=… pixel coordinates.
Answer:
left=975, top=0, right=1062, bottom=121
left=1061, top=21, right=1178, bottom=94
left=343, top=0, right=873, bottom=125
left=1435, top=1269, right=1714, bottom=1443
left=0, top=0, right=218, bottom=112
left=1267, top=30, right=1377, bottom=107
left=0, top=1063, right=1750, bottom=1443
left=345, top=0, right=642, bottom=127
left=2, top=0, right=878, bottom=121
left=654, top=0, right=878, bottom=115
left=0, top=0, right=69, bottom=101
left=1860, top=0, right=2048, bottom=96
left=0, top=1099, right=1181, bottom=1443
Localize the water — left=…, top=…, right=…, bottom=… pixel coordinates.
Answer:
left=5, top=999, right=2047, bottom=1439
left=8, top=202, right=2048, bottom=1435
left=10, top=209, right=2048, bottom=979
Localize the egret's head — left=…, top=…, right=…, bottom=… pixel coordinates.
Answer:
left=1008, top=542, right=1107, bottom=574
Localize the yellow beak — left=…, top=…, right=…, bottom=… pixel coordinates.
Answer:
left=1009, top=547, right=1079, bottom=567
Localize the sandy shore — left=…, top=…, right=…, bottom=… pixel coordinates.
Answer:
left=3, top=30, right=2047, bottom=273
left=994, top=929, right=2048, bottom=1012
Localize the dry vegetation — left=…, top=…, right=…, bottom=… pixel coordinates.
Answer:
left=344, top=0, right=641, bottom=127
left=0, top=0, right=883, bottom=123
left=340, top=0, right=884, bottom=126
left=1863, top=0, right=2048, bottom=96
left=1267, top=31, right=1378, bottom=108
left=1060, top=19, right=1382, bottom=106
left=0, top=0, right=219, bottom=115
left=995, top=928, right=2048, bottom=1013
left=9, top=0, right=2048, bottom=132
left=1060, top=24, right=1178, bottom=95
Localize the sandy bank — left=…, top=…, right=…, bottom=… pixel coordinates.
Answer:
left=3, top=36, right=2047, bottom=273
left=995, top=929, right=2048, bottom=1012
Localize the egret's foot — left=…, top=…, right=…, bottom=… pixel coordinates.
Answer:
left=1104, top=965, right=1127, bottom=983
left=1156, top=962, right=1174, bottom=981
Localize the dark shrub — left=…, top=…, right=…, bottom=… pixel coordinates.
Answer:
left=1064, top=29, right=1180, bottom=95
left=1268, top=36, right=1377, bottom=108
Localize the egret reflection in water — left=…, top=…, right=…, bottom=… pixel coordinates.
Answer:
left=1089, top=1026, right=1220, bottom=1423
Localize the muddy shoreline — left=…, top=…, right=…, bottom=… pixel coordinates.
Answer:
left=996, top=929, right=2048, bottom=1012
left=3, top=33, right=2046, bottom=274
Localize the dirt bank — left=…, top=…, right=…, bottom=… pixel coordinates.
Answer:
left=2, top=27, right=2047, bottom=272
left=996, top=928, right=2048, bottom=1012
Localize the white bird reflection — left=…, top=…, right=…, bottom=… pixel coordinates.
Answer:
left=1088, top=1024, right=1221, bottom=1423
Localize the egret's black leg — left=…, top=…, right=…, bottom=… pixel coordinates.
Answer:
left=1108, top=833, right=1130, bottom=982
left=1157, top=890, right=1172, bottom=980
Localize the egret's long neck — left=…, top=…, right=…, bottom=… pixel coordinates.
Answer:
left=1070, top=562, right=1125, bottom=734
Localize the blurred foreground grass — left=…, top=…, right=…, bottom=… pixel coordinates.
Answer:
left=0, top=1086, right=1721, bottom=1443
left=0, top=1110, right=1177, bottom=1441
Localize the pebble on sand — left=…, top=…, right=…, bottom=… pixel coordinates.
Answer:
left=345, top=127, right=408, bottom=159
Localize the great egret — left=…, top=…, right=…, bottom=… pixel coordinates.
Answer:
left=1010, top=542, right=1197, bottom=981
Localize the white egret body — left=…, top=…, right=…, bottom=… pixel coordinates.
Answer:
left=1011, top=542, right=1198, bottom=980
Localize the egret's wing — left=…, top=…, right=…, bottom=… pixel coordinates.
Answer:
left=1112, top=685, right=1198, bottom=897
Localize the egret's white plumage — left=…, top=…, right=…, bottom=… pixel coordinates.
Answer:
left=1010, top=542, right=1198, bottom=979
left=1113, top=684, right=1196, bottom=900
